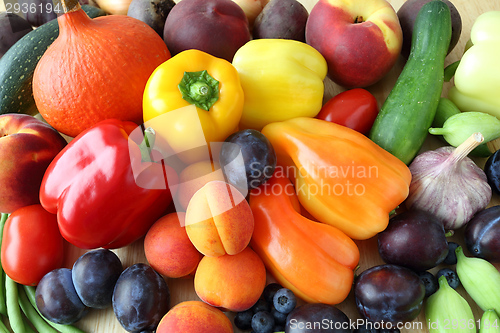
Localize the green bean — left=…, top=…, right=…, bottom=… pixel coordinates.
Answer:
left=5, top=275, right=26, bottom=333
left=23, top=285, right=87, bottom=333
left=0, top=213, right=9, bottom=316
left=0, top=272, right=5, bottom=317
left=18, top=285, right=58, bottom=333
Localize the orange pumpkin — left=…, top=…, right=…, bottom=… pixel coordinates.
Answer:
left=33, top=1, right=170, bottom=138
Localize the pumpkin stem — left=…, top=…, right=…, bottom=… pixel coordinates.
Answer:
left=53, top=0, right=81, bottom=14
left=178, top=70, right=220, bottom=111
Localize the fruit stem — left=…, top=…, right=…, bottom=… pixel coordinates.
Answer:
left=354, top=16, right=364, bottom=23
left=455, top=245, right=465, bottom=261
left=445, top=230, right=454, bottom=237
left=437, top=275, right=450, bottom=288
left=428, top=127, right=447, bottom=135
left=53, top=0, right=81, bottom=14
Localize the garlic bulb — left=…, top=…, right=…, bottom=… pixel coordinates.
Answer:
left=406, top=133, right=492, bottom=230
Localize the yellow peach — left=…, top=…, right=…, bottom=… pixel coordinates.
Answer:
left=194, top=246, right=266, bottom=312
left=156, top=301, right=233, bottom=333
left=144, top=212, right=203, bottom=278
left=175, top=159, right=226, bottom=211
left=185, top=181, right=254, bottom=257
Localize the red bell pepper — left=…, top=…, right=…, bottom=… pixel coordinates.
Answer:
left=40, top=119, right=177, bottom=249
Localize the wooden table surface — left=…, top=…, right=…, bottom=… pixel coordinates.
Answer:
left=2, top=0, right=500, bottom=332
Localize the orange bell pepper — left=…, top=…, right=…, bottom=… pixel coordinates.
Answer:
left=249, top=173, right=359, bottom=305
left=261, top=117, right=412, bottom=240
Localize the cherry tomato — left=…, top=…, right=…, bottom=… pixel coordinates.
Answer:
left=316, top=88, right=379, bottom=135
left=1, top=204, right=65, bottom=286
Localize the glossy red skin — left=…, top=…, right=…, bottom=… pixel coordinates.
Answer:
left=1, top=204, right=65, bottom=286
left=305, top=0, right=402, bottom=88
left=0, top=114, right=67, bottom=214
left=316, top=88, right=379, bottom=135
left=163, top=0, right=251, bottom=62
left=39, top=119, right=178, bottom=249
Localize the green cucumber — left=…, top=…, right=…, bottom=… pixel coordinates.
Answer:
left=369, top=0, right=452, bottom=165
left=0, top=5, right=106, bottom=116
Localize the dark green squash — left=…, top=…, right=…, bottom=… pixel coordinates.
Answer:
left=0, top=5, right=105, bottom=116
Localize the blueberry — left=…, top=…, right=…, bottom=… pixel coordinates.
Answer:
left=436, top=268, right=460, bottom=289
left=262, top=283, right=282, bottom=305
left=273, top=288, right=297, bottom=314
left=252, top=311, right=275, bottom=333
left=251, top=298, right=271, bottom=314
left=234, top=309, right=253, bottom=330
left=271, top=307, right=287, bottom=325
left=416, top=271, right=438, bottom=297
left=442, top=242, right=460, bottom=265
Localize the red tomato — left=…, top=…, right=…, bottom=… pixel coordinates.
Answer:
left=1, top=204, right=65, bottom=286
left=316, top=88, right=379, bottom=135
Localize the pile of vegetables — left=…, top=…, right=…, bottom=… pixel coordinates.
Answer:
left=0, top=0, right=499, bottom=332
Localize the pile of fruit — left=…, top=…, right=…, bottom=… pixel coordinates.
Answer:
left=0, top=0, right=499, bottom=332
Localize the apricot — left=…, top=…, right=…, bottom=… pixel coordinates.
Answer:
left=144, top=212, right=203, bottom=278
left=194, top=246, right=266, bottom=312
left=175, top=160, right=226, bottom=211
left=156, top=301, right=233, bottom=333
left=185, top=180, right=254, bottom=257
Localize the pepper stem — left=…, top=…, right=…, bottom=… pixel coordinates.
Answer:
left=178, top=70, right=220, bottom=111
left=428, top=127, right=447, bottom=135
left=138, top=127, right=156, bottom=162
left=446, top=132, right=484, bottom=164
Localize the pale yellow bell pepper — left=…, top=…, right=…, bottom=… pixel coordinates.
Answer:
left=448, top=11, right=500, bottom=118
left=232, top=39, right=328, bottom=130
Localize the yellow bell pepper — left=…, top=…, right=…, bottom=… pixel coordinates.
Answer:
left=261, top=117, right=412, bottom=240
left=143, top=49, right=244, bottom=163
left=232, top=39, right=328, bottom=131
left=448, top=11, right=500, bottom=118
